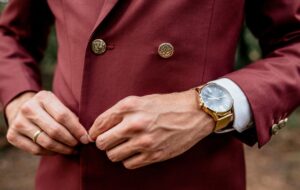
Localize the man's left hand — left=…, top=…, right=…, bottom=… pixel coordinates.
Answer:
left=89, top=89, right=214, bottom=169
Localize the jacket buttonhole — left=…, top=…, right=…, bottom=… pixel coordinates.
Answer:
left=107, top=44, right=115, bottom=50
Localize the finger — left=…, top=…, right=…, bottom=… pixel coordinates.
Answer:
left=95, top=121, right=128, bottom=151
left=95, top=114, right=148, bottom=151
left=25, top=102, right=78, bottom=147
left=41, top=92, right=90, bottom=144
left=89, top=111, right=123, bottom=141
left=106, top=140, right=140, bottom=162
left=123, top=154, right=149, bottom=170
left=89, top=96, right=139, bottom=140
left=36, top=132, right=76, bottom=155
left=15, top=117, right=76, bottom=155
left=7, top=129, right=54, bottom=155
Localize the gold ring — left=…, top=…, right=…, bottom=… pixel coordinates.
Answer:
left=32, top=130, right=43, bottom=143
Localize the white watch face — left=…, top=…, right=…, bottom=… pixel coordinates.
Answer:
left=200, top=83, right=233, bottom=113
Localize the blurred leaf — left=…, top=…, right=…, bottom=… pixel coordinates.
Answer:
left=40, top=27, right=57, bottom=90
left=0, top=2, right=7, bottom=10
left=236, top=25, right=262, bottom=69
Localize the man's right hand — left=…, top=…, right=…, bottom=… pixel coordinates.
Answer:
left=5, top=91, right=90, bottom=155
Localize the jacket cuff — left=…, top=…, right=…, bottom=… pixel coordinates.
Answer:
left=224, top=72, right=272, bottom=148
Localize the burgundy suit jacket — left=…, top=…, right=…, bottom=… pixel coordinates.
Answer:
left=1, top=0, right=300, bottom=189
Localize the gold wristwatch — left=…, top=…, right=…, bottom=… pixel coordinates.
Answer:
left=195, top=83, right=234, bottom=132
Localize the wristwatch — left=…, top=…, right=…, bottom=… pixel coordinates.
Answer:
left=195, top=83, right=234, bottom=132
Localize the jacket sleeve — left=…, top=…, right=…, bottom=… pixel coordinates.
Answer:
left=225, top=0, right=300, bottom=147
left=0, top=0, right=54, bottom=110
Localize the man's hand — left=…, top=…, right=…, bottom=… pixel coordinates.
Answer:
left=89, top=89, right=215, bottom=169
left=6, top=91, right=90, bottom=155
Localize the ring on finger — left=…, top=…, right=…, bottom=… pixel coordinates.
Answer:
left=32, top=129, right=43, bottom=143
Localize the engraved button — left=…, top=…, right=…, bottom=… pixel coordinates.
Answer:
left=271, top=124, right=280, bottom=135
left=278, top=118, right=288, bottom=129
left=158, top=43, right=174, bottom=58
left=278, top=120, right=286, bottom=129
left=91, top=39, right=107, bottom=55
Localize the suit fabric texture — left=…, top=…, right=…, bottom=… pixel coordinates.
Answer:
left=0, top=0, right=300, bottom=189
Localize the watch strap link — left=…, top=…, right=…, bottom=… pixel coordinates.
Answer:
left=214, top=112, right=234, bottom=131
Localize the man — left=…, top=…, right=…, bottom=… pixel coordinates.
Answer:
left=0, top=0, right=299, bottom=189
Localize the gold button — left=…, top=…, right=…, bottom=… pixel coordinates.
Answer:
left=158, top=43, right=174, bottom=58
left=91, top=39, right=107, bottom=55
left=271, top=124, right=280, bottom=135
left=278, top=120, right=286, bottom=129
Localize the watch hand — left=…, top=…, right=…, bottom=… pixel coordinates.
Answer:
left=207, top=97, right=220, bottom=100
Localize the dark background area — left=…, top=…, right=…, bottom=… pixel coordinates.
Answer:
left=0, top=2, right=299, bottom=190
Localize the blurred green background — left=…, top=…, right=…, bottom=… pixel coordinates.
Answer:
left=0, top=2, right=299, bottom=190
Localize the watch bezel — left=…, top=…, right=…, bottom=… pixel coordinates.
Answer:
left=198, top=83, right=234, bottom=114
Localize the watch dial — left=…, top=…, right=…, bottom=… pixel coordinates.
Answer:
left=200, top=83, right=233, bottom=112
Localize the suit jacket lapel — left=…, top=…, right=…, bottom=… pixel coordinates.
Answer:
left=92, top=0, right=119, bottom=32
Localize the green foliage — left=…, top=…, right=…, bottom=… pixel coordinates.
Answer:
left=40, top=27, right=57, bottom=90
left=0, top=4, right=5, bottom=11
left=236, top=26, right=262, bottom=69
left=41, top=27, right=57, bottom=71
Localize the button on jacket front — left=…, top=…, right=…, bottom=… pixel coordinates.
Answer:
left=91, top=39, right=107, bottom=55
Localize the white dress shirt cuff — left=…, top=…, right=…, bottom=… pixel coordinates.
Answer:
left=211, top=78, right=253, bottom=133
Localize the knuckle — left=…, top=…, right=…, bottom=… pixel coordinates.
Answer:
left=6, top=130, right=16, bottom=144
left=119, top=96, right=140, bottom=111
left=12, top=117, right=24, bottom=130
left=67, top=149, right=75, bottom=154
left=95, top=139, right=102, bottom=149
left=126, top=121, right=144, bottom=134
left=123, top=96, right=139, bottom=104
left=96, top=138, right=106, bottom=150
left=107, top=152, right=117, bottom=162
left=131, top=116, right=150, bottom=127
left=96, top=142, right=104, bottom=150
left=69, top=139, right=78, bottom=147
left=149, top=152, right=162, bottom=162
left=20, top=101, right=34, bottom=115
left=35, top=90, right=50, bottom=100
left=123, top=162, right=135, bottom=170
left=130, top=118, right=144, bottom=127
left=47, top=127, right=61, bottom=138
left=42, top=139, right=56, bottom=150
left=55, top=111, right=69, bottom=124
left=126, top=116, right=151, bottom=134
left=62, top=148, right=74, bottom=155
left=31, top=146, right=42, bottom=155
left=137, top=136, right=153, bottom=149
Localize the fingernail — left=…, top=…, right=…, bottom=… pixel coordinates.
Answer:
left=80, top=134, right=90, bottom=144
left=87, top=134, right=95, bottom=142
left=96, top=141, right=104, bottom=150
